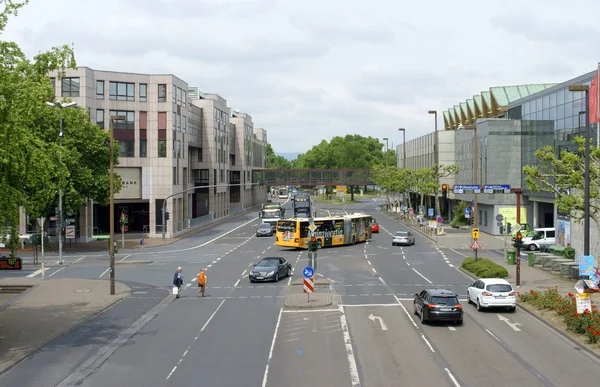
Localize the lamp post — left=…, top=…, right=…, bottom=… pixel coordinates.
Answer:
left=398, top=128, right=406, bottom=168
left=382, top=137, right=389, bottom=166
left=46, top=101, right=77, bottom=265
left=569, top=85, right=591, bottom=256
left=428, top=110, right=440, bottom=215
left=460, top=124, right=479, bottom=259
left=109, top=114, right=126, bottom=295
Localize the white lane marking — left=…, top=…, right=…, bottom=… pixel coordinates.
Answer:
left=378, top=277, right=386, bottom=284
left=448, top=326, right=457, bottom=331
left=412, top=268, right=432, bottom=284
left=48, top=267, right=66, bottom=277
left=371, top=267, right=377, bottom=273
left=201, top=299, right=227, bottom=332
left=287, top=275, right=292, bottom=286
left=339, top=303, right=400, bottom=307
left=449, top=248, right=467, bottom=257
left=166, top=366, right=177, bottom=380
left=234, top=279, right=240, bottom=287
left=485, top=328, right=501, bottom=342
left=242, top=270, right=247, bottom=276
left=99, top=267, right=110, bottom=278
left=119, top=254, right=132, bottom=262
left=261, top=308, right=283, bottom=387
left=394, top=295, right=418, bottom=328
left=421, top=334, right=435, bottom=352
left=445, top=368, right=461, bottom=387
left=367, top=260, right=372, bottom=265
left=73, top=255, right=87, bottom=264
left=449, top=264, right=455, bottom=267
left=282, top=308, right=340, bottom=313
left=406, top=262, right=411, bottom=266
left=211, top=260, right=218, bottom=264
left=207, top=264, right=212, bottom=268
left=339, top=307, right=361, bottom=387
left=27, top=269, right=42, bottom=278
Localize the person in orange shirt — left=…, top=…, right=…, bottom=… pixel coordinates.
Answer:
left=197, top=268, right=207, bottom=297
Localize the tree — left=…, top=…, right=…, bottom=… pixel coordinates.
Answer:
left=371, top=164, right=415, bottom=209
left=0, top=0, right=116, bottom=257
left=266, top=143, right=291, bottom=169
left=295, top=135, right=387, bottom=169
left=523, top=136, right=600, bottom=261
left=432, top=164, right=459, bottom=216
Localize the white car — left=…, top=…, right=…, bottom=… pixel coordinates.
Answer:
left=392, top=231, right=415, bottom=246
left=467, top=278, right=516, bottom=312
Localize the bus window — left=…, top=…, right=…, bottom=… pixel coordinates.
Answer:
left=277, top=220, right=296, bottom=233
left=299, top=221, right=309, bottom=238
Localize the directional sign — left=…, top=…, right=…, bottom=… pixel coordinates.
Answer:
left=497, top=314, right=521, bottom=331
left=452, top=185, right=481, bottom=194
left=483, top=184, right=511, bottom=194
left=65, top=225, right=75, bottom=239
left=470, top=240, right=481, bottom=250
left=368, top=313, right=388, bottom=331
left=303, top=266, right=315, bottom=279
left=303, top=277, right=314, bottom=293
left=472, top=228, right=480, bottom=240
left=436, top=216, right=443, bottom=224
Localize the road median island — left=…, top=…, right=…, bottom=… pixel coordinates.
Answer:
left=284, top=277, right=332, bottom=309
left=460, top=257, right=509, bottom=278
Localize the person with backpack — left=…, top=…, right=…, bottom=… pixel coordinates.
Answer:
left=197, top=268, right=207, bottom=297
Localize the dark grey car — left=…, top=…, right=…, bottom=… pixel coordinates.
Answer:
left=256, top=223, right=273, bottom=237
left=249, top=257, right=292, bottom=282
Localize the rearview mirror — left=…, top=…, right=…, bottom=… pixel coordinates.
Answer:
left=414, top=293, right=419, bottom=297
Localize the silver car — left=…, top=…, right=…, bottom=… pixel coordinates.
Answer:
left=256, top=223, right=274, bottom=237
left=392, top=231, right=415, bottom=246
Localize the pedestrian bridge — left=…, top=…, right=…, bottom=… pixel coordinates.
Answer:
left=263, top=169, right=372, bottom=186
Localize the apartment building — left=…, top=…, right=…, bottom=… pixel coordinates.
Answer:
left=37, top=68, right=267, bottom=241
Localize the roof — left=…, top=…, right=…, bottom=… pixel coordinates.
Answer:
left=443, top=83, right=557, bottom=130
left=426, top=289, right=457, bottom=296
left=479, top=278, right=511, bottom=285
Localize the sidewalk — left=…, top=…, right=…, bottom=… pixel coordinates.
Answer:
left=0, top=278, right=130, bottom=374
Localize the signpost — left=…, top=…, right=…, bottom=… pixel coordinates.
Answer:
left=65, top=225, right=75, bottom=239
left=38, top=217, right=45, bottom=279
left=452, top=185, right=481, bottom=194
left=303, top=266, right=315, bottom=300
left=464, top=207, right=471, bottom=219
left=308, top=222, right=318, bottom=270
left=483, top=184, right=511, bottom=194
left=471, top=227, right=480, bottom=259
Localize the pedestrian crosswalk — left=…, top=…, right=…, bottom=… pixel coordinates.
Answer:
left=194, top=283, right=471, bottom=290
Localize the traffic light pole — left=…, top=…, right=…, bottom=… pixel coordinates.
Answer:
left=513, top=188, right=523, bottom=287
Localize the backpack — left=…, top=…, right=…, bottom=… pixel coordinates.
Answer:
left=198, top=272, right=207, bottom=285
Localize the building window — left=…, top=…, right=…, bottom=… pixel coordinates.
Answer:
left=158, top=140, right=167, bottom=157
left=109, top=81, right=135, bottom=101
left=116, top=140, right=134, bottom=157
left=158, top=112, right=167, bottom=129
left=139, top=83, right=147, bottom=102
left=158, top=84, right=166, bottom=102
left=173, top=85, right=177, bottom=103
left=96, top=109, right=104, bottom=129
left=198, top=148, right=203, bottom=162
left=50, top=77, right=56, bottom=94
left=173, top=167, right=177, bottom=185
left=182, top=115, right=186, bottom=133
left=182, top=90, right=186, bottom=107
left=110, top=110, right=135, bottom=130
left=96, top=80, right=104, bottom=99
left=140, top=139, right=147, bottom=157
left=173, top=111, right=177, bottom=131
left=61, top=77, right=80, bottom=97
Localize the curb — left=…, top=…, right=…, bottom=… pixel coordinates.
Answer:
left=379, top=209, right=436, bottom=243
left=116, top=260, right=153, bottom=265
left=458, top=267, right=600, bottom=361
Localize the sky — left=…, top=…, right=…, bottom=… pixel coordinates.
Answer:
left=3, top=0, right=600, bottom=154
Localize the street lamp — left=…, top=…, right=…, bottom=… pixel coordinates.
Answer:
left=569, top=84, right=591, bottom=256
left=428, top=110, right=440, bottom=215
left=109, top=114, right=125, bottom=295
left=398, top=128, right=406, bottom=169
left=46, top=101, right=77, bottom=265
left=382, top=137, right=389, bottom=166
left=459, top=124, right=479, bottom=257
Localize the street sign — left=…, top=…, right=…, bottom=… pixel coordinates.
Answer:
left=428, top=208, right=434, bottom=217
left=483, top=184, right=511, bottom=194
left=452, top=185, right=481, bottom=194
left=436, top=216, right=443, bottom=224
left=579, top=255, right=595, bottom=276
left=303, top=277, right=314, bottom=293
left=36, top=217, right=46, bottom=227
left=495, top=214, right=504, bottom=222
left=470, top=240, right=481, bottom=250
left=472, top=228, right=480, bottom=239
left=303, top=266, right=315, bottom=279
left=513, top=224, right=522, bottom=232
left=65, top=225, right=75, bottom=239
left=308, top=223, right=317, bottom=233
left=464, top=208, right=471, bottom=215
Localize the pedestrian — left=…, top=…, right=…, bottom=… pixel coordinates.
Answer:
left=173, top=266, right=184, bottom=298
left=197, top=268, right=207, bottom=297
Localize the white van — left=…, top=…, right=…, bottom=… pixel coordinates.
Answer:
left=522, top=228, right=556, bottom=251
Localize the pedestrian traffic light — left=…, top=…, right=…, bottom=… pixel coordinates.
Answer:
left=441, top=184, right=448, bottom=199
left=515, top=231, right=523, bottom=248
left=165, top=211, right=170, bottom=221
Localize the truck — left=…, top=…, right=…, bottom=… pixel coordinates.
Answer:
left=260, top=203, right=285, bottom=230
left=293, top=195, right=311, bottom=217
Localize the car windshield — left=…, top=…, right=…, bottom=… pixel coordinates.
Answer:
left=486, top=284, right=513, bottom=292
left=395, top=232, right=408, bottom=237
left=256, top=259, right=279, bottom=267
left=259, top=224, right=271, bottom=229
left=431, top=296, right=459, bottom=305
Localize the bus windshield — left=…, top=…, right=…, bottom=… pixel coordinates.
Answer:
left=277, top=220, right=296, bottom=233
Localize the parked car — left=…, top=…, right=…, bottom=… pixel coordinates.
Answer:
left=467, top=278, right=516, bottom=312
left=392, top=231, right=415, bottom=246
left=413, top=289, right=463, bottom=325
left=371, top=221, right=380, bottom=233
left=520, top=228, right=556, bottom=251
left=256, top=223, right=274, bottom=237
left=249, top=257, right=292, bottom=282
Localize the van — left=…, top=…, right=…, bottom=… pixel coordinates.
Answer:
left=521, top=228, right=555, bottom=251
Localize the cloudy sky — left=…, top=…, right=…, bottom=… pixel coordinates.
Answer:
left=3, top=0, right=599, bottom=154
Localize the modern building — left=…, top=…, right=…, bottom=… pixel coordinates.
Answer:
left=31, top=68, right=267, bottom=242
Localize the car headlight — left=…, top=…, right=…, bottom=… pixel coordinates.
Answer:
left=267, top=271, right=274, bottom=276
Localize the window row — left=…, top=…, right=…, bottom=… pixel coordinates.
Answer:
left=113, top=139, right=185, bottom=159
left=96, top=110, right=189, bottom=132
left=521, top=83, right=591, bottom=116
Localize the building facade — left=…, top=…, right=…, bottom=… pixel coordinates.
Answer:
left=37, top=68, right=267, bottom=241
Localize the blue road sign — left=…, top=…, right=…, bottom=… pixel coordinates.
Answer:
left=471, top=200, right=475, bottom=207
left=428, top=208, right=434, bottom=217
left=452, top=185, right=481, bottom=194
left=483, top=184, right=511, bottom=194
left=579, top=255, right=595, bottom=277
left=464, top=208, right=471, bottom=215
left=303, top=266, right=315, bottom=279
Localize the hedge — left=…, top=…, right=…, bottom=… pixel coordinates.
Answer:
left=461, top=257, right=509, bottom=278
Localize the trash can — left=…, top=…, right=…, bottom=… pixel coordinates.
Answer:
left=528, top=252, right=535, bottom=267
left=507, top=250, right=516, bottom=265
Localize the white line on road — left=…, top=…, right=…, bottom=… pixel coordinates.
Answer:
left=371, top=267, right=377, bottom=273
left=242, top=270, right=247, bottom=276
left=394, top=295, right=418, bottom=328
left=340, top=303, right=400, bottom=307
left=234, top=279, right=240, bottom=287
left=261, top=308, right=283, bottom=387
left=412, top=268, right=432, bottom=284
left=27, top=269, right=42, bottom=278
left=207, top=264, right=212, bottom=268
left=366, top=260, right=372, bottom=265
left=485, top=328, right=501, bottom=342
left=48, top=267, right=65, bottom=277
left=445, top=368, right=461, bottom=387
left=99, top=267, right=110, bottom=278
left=201, top=299, right=227, bottom=332
left=339, top=307, right=361, bottom=387
left=378, top=277, right=386, bottom=284
left=421, top=334, right=435, bottom=352
left=406, top=262, right=411, bottom=266
left=119, top=254, right=132, bottom=262
left=282, top=308, right=340, bottom=313
left=73, top=255, right=87, bottom=264
left=448, top=326, right=457, bottom=331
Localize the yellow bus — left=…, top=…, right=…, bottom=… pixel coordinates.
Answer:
left=275, top=213, right=373, bottom=249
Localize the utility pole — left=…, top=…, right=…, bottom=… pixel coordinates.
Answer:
left=513, top=188, right=523, bottom=287
left=109, top=115, right=126, bottom=296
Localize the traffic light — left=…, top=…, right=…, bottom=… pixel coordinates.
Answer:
left=441, top=184, right=448, bottom=199
left=165, top=211, right=170, bottom=221
left=515, top=231, right=523, bottom=248
left=309, top=236, right=319, bottom=251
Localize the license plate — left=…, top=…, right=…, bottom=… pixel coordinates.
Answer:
left=256, top=276, right=264, bottom=280
left=495, top=296, right=505, bottom=299
left=441, top=308, right=452, bottom=311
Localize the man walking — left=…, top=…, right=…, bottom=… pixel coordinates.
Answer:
left=173, top=266, right=184, bottom=299
left=197, top=268, right=207, bottom=297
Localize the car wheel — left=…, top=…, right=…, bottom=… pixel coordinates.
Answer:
left=287, top=268, right=292, bottom=277
left=420, top=310, right=426, bottom=324
left=455, top=319, right=463, bottom=326
left=509, top=306, right=516, bottom=313
left=250, top=279, right=255, bottom=283
left=413, top=303, right=418, bottom=315
left=528, top=244, right=537, bottom=251
left=275, top=273, right=280, bottom=282
left=476, top=298, right=483, bottom=312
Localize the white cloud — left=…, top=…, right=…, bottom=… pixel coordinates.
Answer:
left=3, top=0, right=600, bottom=152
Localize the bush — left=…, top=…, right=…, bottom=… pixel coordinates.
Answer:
left=461, top=257, right=509, bottom=278
left=450, top=201, right=470, bottom=227
left=519, top=288, right=600, bottom=344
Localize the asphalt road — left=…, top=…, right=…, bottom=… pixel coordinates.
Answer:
left=7, top=196, right=600, bottom=386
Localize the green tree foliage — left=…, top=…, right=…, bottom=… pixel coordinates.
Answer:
left=0, top=0, right=116, bottom=256
left=523, top=136, right=600, bottom=258
left=266, top=143, right=291, bottom=169
left=295, top=135, right=388, bottom=169
left=450, top=200, right=469, bottom=227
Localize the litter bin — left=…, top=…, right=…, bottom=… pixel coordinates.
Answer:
left=507, top=250, right=516, bottom=265
left=528, top=252, right=535, bottom=267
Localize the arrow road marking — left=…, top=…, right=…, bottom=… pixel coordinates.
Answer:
left=497, top=314, right=521, bottom=331
left=368, top=313, right=388, bottom=331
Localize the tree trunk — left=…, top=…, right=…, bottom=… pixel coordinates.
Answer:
left=435, top=193, right=441, bottom=217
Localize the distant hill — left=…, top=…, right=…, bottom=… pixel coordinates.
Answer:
left=276, top=152, right=300, bottom=160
